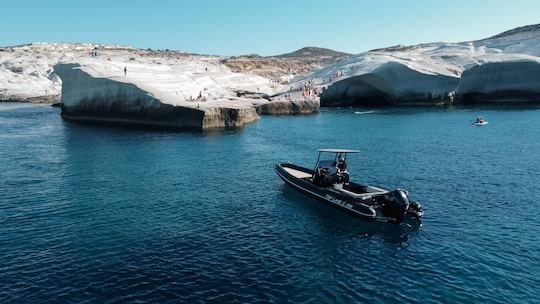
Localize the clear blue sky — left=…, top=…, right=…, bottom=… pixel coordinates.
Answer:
left=1, top=0, right=539, bottom=55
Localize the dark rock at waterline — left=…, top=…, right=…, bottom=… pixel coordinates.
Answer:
left=256, top=99, right=320, bottom=115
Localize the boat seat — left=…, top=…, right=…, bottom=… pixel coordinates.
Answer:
left=338, top=187, right=387, bottom=198
left=283, top=167, right=312, bottom=179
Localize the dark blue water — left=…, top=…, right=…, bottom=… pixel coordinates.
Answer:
left=1, top=103, right=539, bottom=303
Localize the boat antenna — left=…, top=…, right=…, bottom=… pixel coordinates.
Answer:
left=312, top=150, right=322, bottom=174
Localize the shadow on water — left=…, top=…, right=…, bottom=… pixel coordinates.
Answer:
left=279, top=185, right=420, bottom=244
left=61, top=117, right=251, bottom=138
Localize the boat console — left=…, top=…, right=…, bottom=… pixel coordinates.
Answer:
left=313, top=156, right=350, bottom=187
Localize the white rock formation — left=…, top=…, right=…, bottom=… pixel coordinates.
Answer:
left=457, top=60, right=540, bottom=102
left=3, top=23, right=540, bottom=129
left=296, top=24, right=540, bottom=105
left=54, top=53, right=318, bottom=130
left=1, top=43, right=319, bottom=115
left=0, top=43, right=136, bottom=102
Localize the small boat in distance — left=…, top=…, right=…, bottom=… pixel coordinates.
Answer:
left=274, top=149, right=423, bottom=224
left=473, top=116, right=488, bottom=126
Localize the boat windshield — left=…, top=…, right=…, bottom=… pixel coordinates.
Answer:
left=314, top=148, right=358, bottom=171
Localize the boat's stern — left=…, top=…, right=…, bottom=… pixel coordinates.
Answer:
left=382, top=190, right=423, bottom=224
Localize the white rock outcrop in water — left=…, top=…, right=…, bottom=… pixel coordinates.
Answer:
left=54, top=55, right=318, bottom=130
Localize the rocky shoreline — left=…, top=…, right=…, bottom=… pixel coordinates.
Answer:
left=2, top=24, right=540, bottom=130
left=0, top=95, right=60, bottom=104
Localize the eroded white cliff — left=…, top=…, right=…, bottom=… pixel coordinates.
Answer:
left=297, top=24, right=540, bottom=105
left=55, top=56, right=318, bottom=130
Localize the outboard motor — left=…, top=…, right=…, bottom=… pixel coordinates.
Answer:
left=382, top=189, right=410, bottom=223
left=407, top=201, right=423, bottom=218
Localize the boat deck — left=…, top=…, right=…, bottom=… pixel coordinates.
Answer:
left=283, top=167, right=312, bottom=179
left=281, top=164, right=389, bottom=196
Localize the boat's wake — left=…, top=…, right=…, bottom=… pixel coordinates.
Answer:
left=354, top=110, right=377, bottom=115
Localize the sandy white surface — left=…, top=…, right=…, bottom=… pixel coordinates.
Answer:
left=1, top=43, right=285, bottom=107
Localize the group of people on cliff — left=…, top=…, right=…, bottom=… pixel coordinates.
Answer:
left=323, top=70, right=345, bottom=84
left=188, top=90, right=207, bottom=102
left=332, top=70, right=344, bottom=78
left=302, top=79, right=318, bottom=97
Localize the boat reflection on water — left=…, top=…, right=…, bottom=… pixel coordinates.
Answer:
left=279, top=185, right=421, bottom=244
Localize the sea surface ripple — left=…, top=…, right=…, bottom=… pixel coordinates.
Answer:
left=1, top=103, right=539, bottom=303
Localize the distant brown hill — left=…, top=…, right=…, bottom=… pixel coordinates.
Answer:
left=273, top=47, right=350, bottom=60
left=222, top=47, right=351, bottom=80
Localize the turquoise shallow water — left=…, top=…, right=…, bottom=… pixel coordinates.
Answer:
left=1, top=103, right=539, bottom=303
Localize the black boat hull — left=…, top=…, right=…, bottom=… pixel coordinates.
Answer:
left=274, top=162, right=381, bottom=221
left=275, top=162, right=423, bottom=223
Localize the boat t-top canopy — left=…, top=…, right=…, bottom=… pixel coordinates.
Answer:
left=317, top=149, right=359, bottom=153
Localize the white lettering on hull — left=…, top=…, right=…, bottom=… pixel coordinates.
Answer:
left=325, top=194, right=354, bottom=209
left=275, top=165, right=376, bottom=218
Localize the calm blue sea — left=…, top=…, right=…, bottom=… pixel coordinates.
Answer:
left=1, top=103, right=539, bottom=303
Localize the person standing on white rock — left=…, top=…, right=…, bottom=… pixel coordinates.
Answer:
left=124, top=66, right=127, bottom=76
